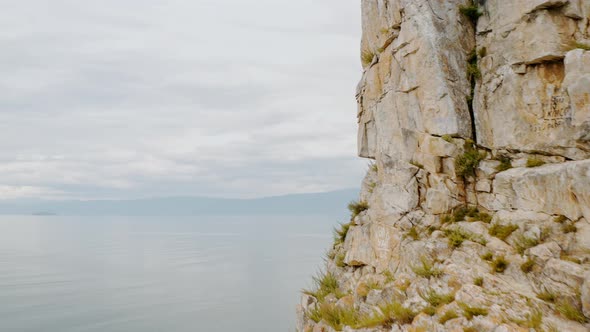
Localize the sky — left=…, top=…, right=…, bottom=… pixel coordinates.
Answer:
left=0, top=0, right=365, bottom=200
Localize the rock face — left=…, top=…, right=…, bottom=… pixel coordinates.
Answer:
left=297, top=1, right=590, bottom=332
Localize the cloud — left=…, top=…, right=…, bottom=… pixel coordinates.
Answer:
left=0, top=0, right=365, bottom=199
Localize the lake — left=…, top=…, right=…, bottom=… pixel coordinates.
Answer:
left=0, top=215, right=341, bottom=331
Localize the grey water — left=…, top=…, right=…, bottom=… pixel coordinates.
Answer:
left=0, top=215, right=340, bottom=332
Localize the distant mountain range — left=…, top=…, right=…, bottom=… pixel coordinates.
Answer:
left=0, top=189, right=359, bottom=216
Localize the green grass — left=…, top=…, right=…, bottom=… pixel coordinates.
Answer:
left=488, top=223, right=518, bottom=241
left=526, top=157, right=545, bottom=168
left=383, top=270, right=395, bottom=284
left=410, top=160, right=424, bottom=169
left=480, top=252, right=493, bottom=261
left=523, top=309, right=543, bottom=329
left=361, top=50, right=375, bottom=67
left=554, top=215, right=568, bottom=223
left=369, top=162, right=378, bottom=172
left=333, top=222, right=351, bottom=246
left=491, top=255, right=509, bottom=273
left=455, top=144, right=486, bottom=178
left=561, top=253, right=582, bottom=264
left=374, top=301, right=417, bottom=326
left=478, top=47, right=487, bottom=58
left=513, top=233, right=539, bottom=255
left=562, top=222, right=577, bottom=234
left=556, top=301, right=587, bottom=323
left=335, top=252, right=346, bottom=268
left=459, top=302, right=488, bottom=320
left=536, top=290, right=556, bottom=303
left=366, top=279, right=382, bottom=291
left=572, top=41, right=590, bottom=50
left=459, top=4, right=482, bottom=22
left=474, top=276, right=484, bottom=286
left=442, top=134, right=453, bottom=142
left=467, top=63, right=481, bottom=80
left=303, top=272, right=343, bottom=302
left=495, top=156, right=512, bottom=172
left=348, top=200, right=369, bottom=219
left=412, top=257, right=443, bottom=279
left=420, top=289, right=455, bottom=307
left=438, top=309, right=459, bottom=324
left=307, top=302, right=359, bottom=330
left=446, top=227, right=487, bottom=248
left=520, top=258, right=535, bottom=273
left=407, top=226, right=420, bottom=241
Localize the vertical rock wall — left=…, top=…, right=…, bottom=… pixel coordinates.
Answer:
left=297, top=1, right=590, bottom=331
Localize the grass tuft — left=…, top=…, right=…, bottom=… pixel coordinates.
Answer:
left=491, top=255, right=509, bottom=273
left=438, top=310, right=459, bottom=324
left=572, top=41, right=590, bottom=51
left=459, top=5, right=482, bottom=24
left=562, top=222, right=577, bottom=234
left=361, top=50, right=375, bottom=67
left=442, top=134, right=453, bottom=142
left=303, top=272, right=343, bottom=302
left=474, top=276, right=484, bottom=286
left=459, top=302, right=488, bottom=320
left=348, top=200, right=369, bottom=219
left=488, top=223, right=518, bottom=241
left=407, top=226, right=420, bottom=241
left=513, top=233, right=539, bottom=255
left=455, top=143, right=486, bottom=178
left=420, top=289, right=455, bottom=307
left=333, top=222, right=351, bottom=246
left=446, top=227, right=487, bottom=248
left=495, top=155, right=512, bottom=172
left=335, top=252, right=346, bottom=268
left=526, top=157, right=545, bottom=168
left=554, top=215, right=568, bottom=224
left=307, top=302, right=359, bottom=329
left=480, top=252, right=493, bottom=261
left=536, top=290, right=556, bottom=303
left=520, top=258, right=535, bottom=273
left=412, top=256, right=443, bottom=279
left=556, top=300, right=587, bottom=323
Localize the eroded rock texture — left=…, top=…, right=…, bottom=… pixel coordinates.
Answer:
left=297, top=0, right=590, bottom=331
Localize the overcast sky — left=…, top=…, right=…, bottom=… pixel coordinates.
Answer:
left=0, top=0, right=365, bottom=200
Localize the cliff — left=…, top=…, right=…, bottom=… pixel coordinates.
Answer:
left=297, top=1, right=590, bottom=331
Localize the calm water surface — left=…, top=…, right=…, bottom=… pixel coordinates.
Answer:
left=0, top=215, right=340, bottom=332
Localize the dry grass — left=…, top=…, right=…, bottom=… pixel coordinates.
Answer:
left=438, top=309, right=459, bottom=324
left=412, top=256, right=443, bottom=279
left=488, top=223, right=518, bottom=241
left=526, top=157, right=545, bottom=168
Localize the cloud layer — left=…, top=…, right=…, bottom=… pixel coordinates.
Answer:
left=0, top=0, right=365, bottom=199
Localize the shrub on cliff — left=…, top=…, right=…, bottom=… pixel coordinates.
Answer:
left=455, top=142, right=486, bottom=178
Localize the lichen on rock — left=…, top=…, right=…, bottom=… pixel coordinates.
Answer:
left=297, top=0, right=590, bottom=331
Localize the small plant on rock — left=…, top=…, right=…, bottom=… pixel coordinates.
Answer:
left=412, top=256, right=443, bottom=279
left=554, top=215, right=568, bottom=224
left=480, top=252, right=493, bottom=261
left=455, top=142, right=486, bottom=178
left=488, top=223, right=518, bottom=241
left=442, top=134, right=453, bottom=142
left=491, top=255, right=509, bottom=273
left=307, top=302, right=359, bottom=329
left=571, top=41, right=590, bottom=51
left=495, top=155, right=512, bottom=172
left=334, top=222, right=352, bottom=246
left=406, top=226, right=420, bottom=241
left=536, top=290, right=557, bottom=303
left=526, top=157, right=545, bottom=168
left=420, top=289, right=455, bottom=307
left=520, top=258, right=535, bottom=273
left=303, top=272, right=344, bottom=302
left=556, top=300, right=587, bottom=323
left=474, top=276, right=484, bottom=286
left=335, top=252, right=346, bottom=268
left=438, top=310, right=459, bottom=324
left=459, top=4, right=482, bottom=24
left=459, top=302, right=488, bottom=320
left=348, top=200, right=369, bottom=219
left=513, top=233, right=539, bottom=255
left=361, top=49, right=375, bottom=67
left=562, top=222, right=577, bottom=234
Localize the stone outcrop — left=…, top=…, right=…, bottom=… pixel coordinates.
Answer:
left=297, top=0, right=590, bottom=331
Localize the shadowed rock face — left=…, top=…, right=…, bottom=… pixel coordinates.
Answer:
left=297, top=0, right=590, bottom=331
